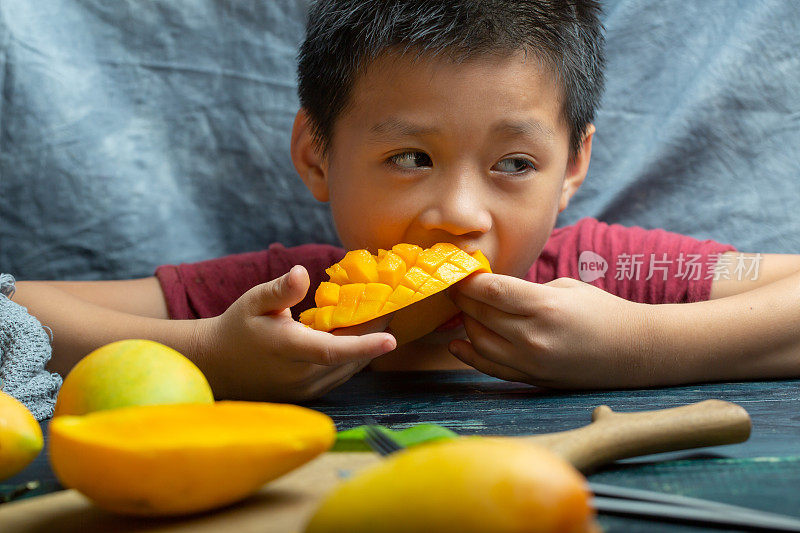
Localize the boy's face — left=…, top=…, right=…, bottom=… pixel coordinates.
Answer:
left=293, top=50, right=592, bottom=278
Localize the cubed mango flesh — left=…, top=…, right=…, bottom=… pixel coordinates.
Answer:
left=339, top=250, right=379, bottom=283
left=377, top=251, right=406, bottom=288
left=298, top=243, right=492, bottom=343
left=325, top=263, right=350, bottom=285
left=314, top=282, right=341, bottom=307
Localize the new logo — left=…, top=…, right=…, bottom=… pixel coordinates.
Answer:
left=578, top=251, right=608, bottom=282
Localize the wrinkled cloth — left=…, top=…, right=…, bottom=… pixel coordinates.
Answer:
left=0, top=274, right=62, bottom=420
left=560, top=0, right=800, bottom=253
left=0, top=0, right=798, bottom=283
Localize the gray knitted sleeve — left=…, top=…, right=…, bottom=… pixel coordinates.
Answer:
left=0, top=274, right=62, bottom=420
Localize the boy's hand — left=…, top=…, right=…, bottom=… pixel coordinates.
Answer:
left=197, top=265, right=396, bottom=401
left=447, top=274, right=651, bottom=389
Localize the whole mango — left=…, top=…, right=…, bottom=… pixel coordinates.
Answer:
left=0, top=390, right=43, bottom=480
left=305, top=437, right=599, bottom=533
left=54, top=339, right=213, bottom=416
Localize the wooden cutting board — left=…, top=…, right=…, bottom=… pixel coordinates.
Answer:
left=0, top=400, right=751, bottom=533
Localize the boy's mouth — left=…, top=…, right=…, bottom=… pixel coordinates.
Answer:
left=435, top=313, right=464, bottom=332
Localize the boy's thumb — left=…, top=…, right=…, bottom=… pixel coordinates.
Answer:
left=245, top=265, right=309, bottom=316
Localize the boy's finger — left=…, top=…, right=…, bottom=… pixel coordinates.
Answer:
left=451, top=292, right=531, bottom=343
left=448, top=339, right=531, bottom=384
left=460, top=314, right=519, bottom=368
left=449, top=273, right=542, bottom=315
left=309, top=359, right=372, bottom=396
left=293, top=325, right=396, bottom=366
left=245, top=265, right=310, bottom=316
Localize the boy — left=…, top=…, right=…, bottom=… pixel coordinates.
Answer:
left=14, top=0, right=800, bottom=402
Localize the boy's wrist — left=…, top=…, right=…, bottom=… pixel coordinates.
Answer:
left=134, top=315, right=223, bottom=395
left=621, top=302, right=717, bottom=387
left=643, top=300, right=749, bottom=385
left=179, top=317, right=224, bottom=398
left=621, top=302, right=673, bottom=385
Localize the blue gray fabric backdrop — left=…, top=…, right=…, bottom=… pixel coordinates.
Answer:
left=1, top=0, right=798, bottom=281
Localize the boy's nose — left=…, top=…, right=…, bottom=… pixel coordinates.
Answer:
left=417, top=174, right=492, bottom=236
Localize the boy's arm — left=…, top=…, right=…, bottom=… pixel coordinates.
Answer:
left=14, top=279, right=199, bottom=377
left=23, top=278, right=170, bottom=318
left=447, top=252, right=800, bottom=388
left=13, top=271, right=395, bottom=400
left=709, top=252, right=800, bottom=299
left=652, top=251, right=800, bottom=382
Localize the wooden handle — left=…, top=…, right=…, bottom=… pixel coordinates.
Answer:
left=518, top=399, right=751, bottom=473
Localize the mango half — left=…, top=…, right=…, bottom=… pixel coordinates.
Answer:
left=299, top=243, right=491, bottom=344
left=49, top=402, right=335, bottom=516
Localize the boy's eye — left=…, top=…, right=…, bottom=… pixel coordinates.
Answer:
left=387, top=151, right=433, bottom=169
left=492, top=157, right=536, bottom=174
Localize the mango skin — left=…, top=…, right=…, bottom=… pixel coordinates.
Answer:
left=305, top=438, right=599, bottom=533
left=49, top=402, right=336, bottom=516
left=54, top=339, right=214, bottom=416
left=0, top=390, right=43, bottom=480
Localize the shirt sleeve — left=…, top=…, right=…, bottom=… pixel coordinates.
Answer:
left=155, top=243, right=346, bottom=319
left=529, top=217, right=738, bottom=304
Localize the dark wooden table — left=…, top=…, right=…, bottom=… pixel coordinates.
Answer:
left=4, top=370, right=800, bottom=532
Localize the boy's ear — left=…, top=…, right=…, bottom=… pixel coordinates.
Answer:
left=290, top=108, right=329, bottom=202
left=558, top=123, right=595, bottom=213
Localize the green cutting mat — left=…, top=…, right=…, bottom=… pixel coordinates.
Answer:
left=590, top=455, right=800, bottom=532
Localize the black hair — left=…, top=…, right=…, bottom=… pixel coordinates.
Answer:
left=297, top=0, right=605, bottom=160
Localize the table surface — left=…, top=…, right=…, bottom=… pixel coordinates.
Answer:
left=3, top=370, right=800, bottom=532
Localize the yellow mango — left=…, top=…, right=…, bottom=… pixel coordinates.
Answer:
left=299, top=307, right=317, bottom=326
left=351, top=301, right=383, bottom=324
left=399, top=266, right=430, bottom=292
left=415, top=242, right=458, bottom=274
left=312, top=306, right=336, bottom=331
left=434, top=261, right=467, bottom=284
left=314, top=281, right=341, bottom=307
left=447, top=248, right=483, bottom=272
left=352, top=284, right=394, bottom=323
left=299, top=243, right=491, bottom=344
left=339, top=250, right=379, bottom=283
left=417, top=276, right=448, bottom=296
left=391, top=243, right=422, bottom=266
left=53, top=339, right=214, bottom=417
left=472, top=249, right=492, bottom=272
left=305, top=438, right=598, bottom=533
left=331, top=283, right=366, bottom=327
left=49, top=402, right=335, bottom=516
left=0, top=391, right=43, bottom=480
left=325, top=263, right=350, bottom=284
left=364, top=282, right=394, bottom=302
left=383, top=284, right=417, bottom=314
left=377, top=251, right=407, bottom=287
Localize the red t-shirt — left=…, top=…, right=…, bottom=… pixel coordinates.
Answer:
left=155, top=217, right=737, bottom=320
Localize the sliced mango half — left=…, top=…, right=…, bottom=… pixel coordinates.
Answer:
left=299, top=243, right=491, bottom=344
